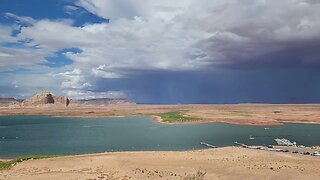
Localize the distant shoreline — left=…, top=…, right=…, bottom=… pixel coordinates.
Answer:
left=1, top=104, right=320, bottom=126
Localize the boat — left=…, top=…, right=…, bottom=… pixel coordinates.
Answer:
left=200, top=142, right=217, bottom=148
left=312, top=152, right=320, bottom=156
left=264, top=127, right=270, bottom=130
left=274, top=138, right=295, bottom=146
left=249, top=135, right=255, bottom=140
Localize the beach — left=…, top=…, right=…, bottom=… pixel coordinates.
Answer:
left=1, top=147, right=319, bottom=180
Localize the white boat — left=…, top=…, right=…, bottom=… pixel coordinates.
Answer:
left=312, top=152, right=320, bottom=156
left=274, top=138, right=294, bottom=146
left=249, top=135, right=255, bottom=140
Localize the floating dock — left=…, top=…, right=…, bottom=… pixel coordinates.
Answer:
left=200, top=142, right=217, bottom=148
left=234, top=141, right=249, bottom=148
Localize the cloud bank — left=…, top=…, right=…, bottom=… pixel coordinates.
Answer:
left=1, top=0, right=320, bottom=102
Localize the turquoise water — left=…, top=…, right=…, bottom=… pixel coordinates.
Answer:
left=0, top=115, right=319, bottom=158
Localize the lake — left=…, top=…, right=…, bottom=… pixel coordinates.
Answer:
left=0, top=115, right=319, bottom=158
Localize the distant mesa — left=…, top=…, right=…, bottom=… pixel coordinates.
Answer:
left=22, top=90, right=70, bottom=107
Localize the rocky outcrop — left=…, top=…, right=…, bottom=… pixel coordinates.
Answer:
left=22, top=91, right=70, bottom=107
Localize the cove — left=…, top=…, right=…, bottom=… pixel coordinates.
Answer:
left=0, top=115, right=319, bottom=158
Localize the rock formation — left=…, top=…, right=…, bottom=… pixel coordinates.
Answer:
left=22, top=91, right=70, bottom=107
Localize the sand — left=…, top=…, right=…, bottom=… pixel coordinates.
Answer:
left=1, top=104, right=320, bottom=125
left=0, top=147, right=319, bottom=180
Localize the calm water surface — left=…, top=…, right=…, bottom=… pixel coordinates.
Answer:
left=0, top=116, right=319, bottom=158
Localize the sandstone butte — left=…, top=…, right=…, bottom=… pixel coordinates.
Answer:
left=21, top=90, right=70, bottom=107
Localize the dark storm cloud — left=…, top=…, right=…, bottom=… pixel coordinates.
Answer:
left=91, top=68, right=320, bottom=104
left=203, top=39, right=320, bottom=69
left=193, top=0, right=320, bottom=69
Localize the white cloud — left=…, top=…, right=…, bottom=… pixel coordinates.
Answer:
left=0, top=47, right=49, bottom=71
left=76, top=0, right=199, bottom=22
left=18, top=20, right=90, bottom=51
left=15, top=16, right=209, bottom=71
left=64, top=5, right=80, bottom=15
left=0, top=24, right=18, bottom=43
left=92, top=64, right=122, bottom=78
left=0, top=70, right=63, bottom=98
left=59, top=69, right=92, bottom=89
left=4, top=12, right=36, bottom=25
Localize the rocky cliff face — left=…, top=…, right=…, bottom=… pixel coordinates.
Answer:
left=22, top=91, right=70, bottom=107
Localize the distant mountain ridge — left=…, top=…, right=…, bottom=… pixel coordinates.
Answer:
left=0, top=97, right=23, bottom=107
left=75, top=98, right=135, bottom=106
left=0, top=91, right=134, bottom=107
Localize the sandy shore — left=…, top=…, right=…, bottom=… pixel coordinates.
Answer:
left=1, top=104, right=320, bottom=126
left=1, top=147, right=319, bottom=180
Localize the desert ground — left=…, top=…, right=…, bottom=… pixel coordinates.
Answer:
left=1, top=147, right=320, bottom=180
left=1, top=104, right=320, bottom=125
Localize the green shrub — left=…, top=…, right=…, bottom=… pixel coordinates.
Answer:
left=0, top=155, right=60, bottom=170
left=159, top=111, right=197, bottom=122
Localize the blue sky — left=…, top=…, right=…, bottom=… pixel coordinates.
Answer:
left=0, top=0, right=107, bottom=26
left=1, top=0, right=320, bottom=103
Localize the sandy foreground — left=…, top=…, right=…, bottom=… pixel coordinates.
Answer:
left=0, top=147, right=319, bottom=180
left=1, top=104, right=320, bottom=125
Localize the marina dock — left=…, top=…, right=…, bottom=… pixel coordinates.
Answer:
left=234, top=142, right=320, bottom=157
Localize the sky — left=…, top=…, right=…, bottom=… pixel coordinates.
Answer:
left=1, top=0, right=320, bottom=103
